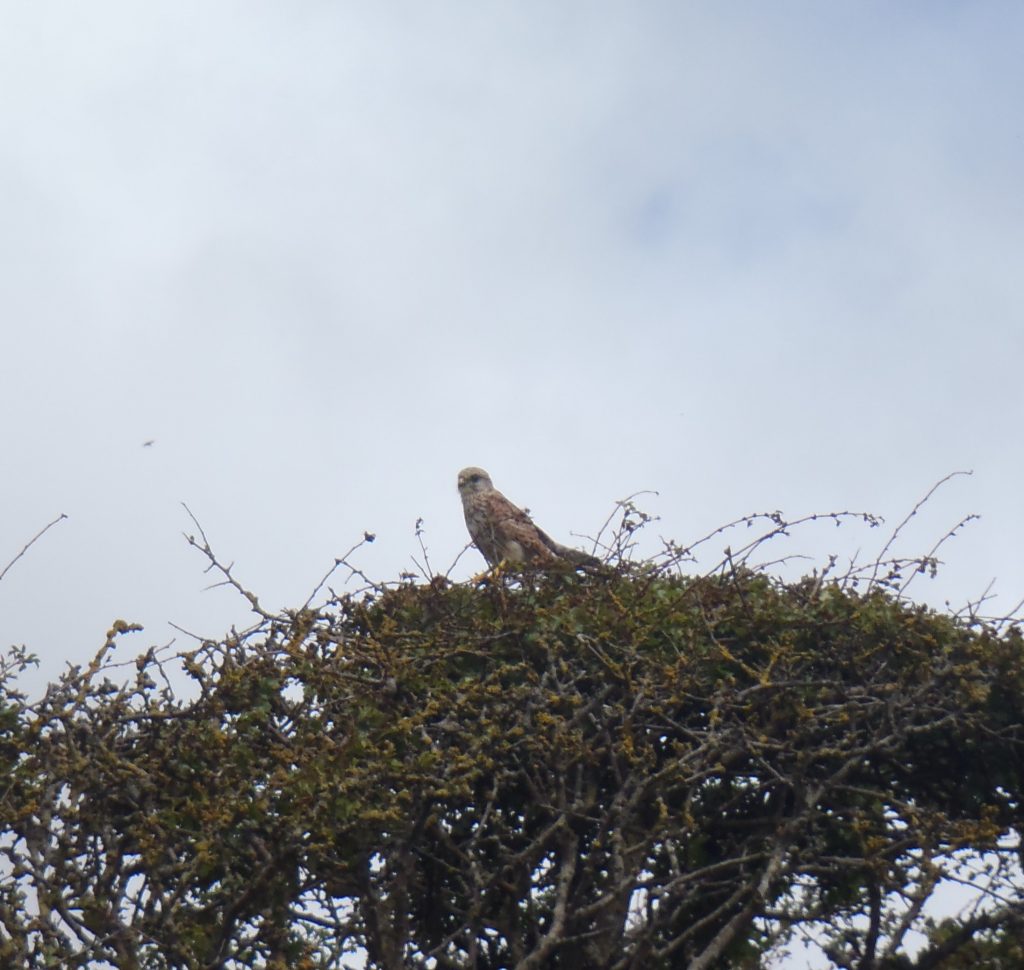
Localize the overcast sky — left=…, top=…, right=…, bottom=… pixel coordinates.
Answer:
left=2, top=2, right=1022, bottom=701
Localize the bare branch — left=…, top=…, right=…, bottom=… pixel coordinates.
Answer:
left=0, top=511, right=67, bottom=583
left=180, top=502, right=271, bottom=619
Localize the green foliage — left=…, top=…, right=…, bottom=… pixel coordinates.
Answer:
left=1, top=564, right=1023, bottom=968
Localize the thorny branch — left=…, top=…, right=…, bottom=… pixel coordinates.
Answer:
left=181, top=501, right=271, bottom=620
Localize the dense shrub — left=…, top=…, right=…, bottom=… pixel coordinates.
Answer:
left=2, top=549, right=1022, bottom=968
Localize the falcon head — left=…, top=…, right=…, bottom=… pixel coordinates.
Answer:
left=457, top=467, right=493, bottom=496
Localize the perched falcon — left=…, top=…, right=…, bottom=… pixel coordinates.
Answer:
left=457, top=467, right=600, bottom=569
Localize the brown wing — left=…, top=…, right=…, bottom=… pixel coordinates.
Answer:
left=481, top=490, right=562, bottom=565
left=462, top=477, right=600, bottom=569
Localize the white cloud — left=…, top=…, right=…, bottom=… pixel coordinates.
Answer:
left=0, top=3, right=1021, bottom=696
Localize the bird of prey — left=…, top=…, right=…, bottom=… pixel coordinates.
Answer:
left=457, top=466, right=600, bottom=570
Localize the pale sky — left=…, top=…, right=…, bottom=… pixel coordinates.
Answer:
left=2, top=2, right=1023, bottom=702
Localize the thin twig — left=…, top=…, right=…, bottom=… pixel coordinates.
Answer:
left=869, top=470, right=973, bottom=587
left=0, top=512, right=68, bottom=583
left=303, top=532, right=376, bottom=609
left=181, top=502, right=271, bottom=619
